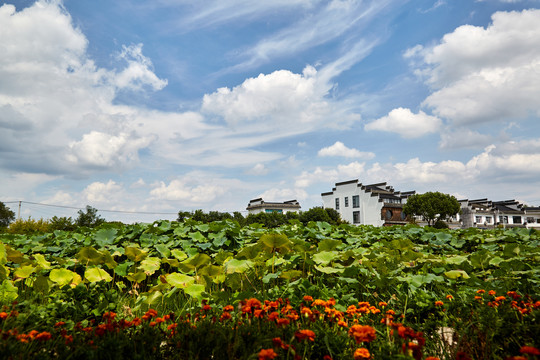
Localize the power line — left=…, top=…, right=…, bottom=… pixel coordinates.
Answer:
left=3, top=200, right=179, bottom=216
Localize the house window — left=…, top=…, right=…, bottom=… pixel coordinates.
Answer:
left=499, top=216, right=508, bottom=224
left=385, top=209, right=393, bottom=220
left=513, top=216, right=522, bottom=224
left=353, top=211, right=360, bottom=224
left=265, top=209, right=283, bottom=214
left=352, top=195, right=360, bottom=208
left=485, top=216, right=492, bottom=224
left=401, top=212, right=407, bottom=221
left=475, top=216, right=482, bottom=224
left=344, top=197, right=349, bottom=207
left=335, top=198, right=340, bottom=210
left=537, top=219, right=540, bottom=224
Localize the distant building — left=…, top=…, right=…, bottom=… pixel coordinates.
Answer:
left=246, top=198, right=301, bottom=215
left=460, top=199, right=540, bottom=229
left=321, top=180, right=415, bottom=226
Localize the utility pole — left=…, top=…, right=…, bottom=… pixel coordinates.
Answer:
left=18, top=201, right=21, bottom=219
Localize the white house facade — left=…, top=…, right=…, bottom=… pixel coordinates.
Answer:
left=246, top=198, right=301, bottom=215
left=321, top=180, right=415, bottom=226
left=460, top=199, right=540, bottom=229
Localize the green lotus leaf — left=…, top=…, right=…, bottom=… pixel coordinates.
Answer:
left=198, top=265, right=223, bottom=277
left=139, top=257, right=161, bottom=275
left=125, top=247, right=148, bottom=262
left=93, top=228, right=117, bottom=247
left=317, top=239, right=343, bottom=252
left=444, top=270, right=470, bottom=279
left=155, top=244, right=171, bottom=258
left=171, top=249, right=187, bottom=261
left=0, top=279, right=18, bottom=303
left=49, top=268, right=76, bottom=286
left=14, top=265, right=35, bottom=279
left=314, top=265, right=344, bottom=274
left=166, top=273, right=195, bottom=288
left=84, top=267, right=113, bottom=283
left=33, top=254, right=51, bottom=269
left=313, top=251, right=338, bottom=265
left=77, top=247, right=104, bottom=265
left=182, top=253, right=211, bottom=270
left=224, top=259, right=252, bottom=274
left=280, top=270, right=303, bottom=280
left=259, top=234, right=290, bottom=252
left=126, top=271, right=146, bottom=283
left=6, top=246, right=25, bottom=264
left=183, top=283, right=205, bottom=301
left=0, top=242, right=6, bottom=265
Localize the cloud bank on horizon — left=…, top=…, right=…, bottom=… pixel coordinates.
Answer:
left=1, top=0, right=540, bottom=222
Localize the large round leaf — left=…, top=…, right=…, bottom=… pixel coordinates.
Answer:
left=49, top=268, right=76, bottom=286
left=85, top=267, right=113, bottom=283
left=166, top=273, right=195, bottom=288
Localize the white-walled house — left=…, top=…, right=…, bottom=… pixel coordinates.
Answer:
left=246, top=198, right=301, bottom=215
left=321, top=180, right=415, bottom=226
left=459, top=199, right=539, bottom=229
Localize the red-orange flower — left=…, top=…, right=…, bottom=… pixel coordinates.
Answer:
left=353, top=347, right=371, bottom=360
left=259, top=348, right=278, bottom=360
left=35, top=331, right=52, bottom=341
left=434, top=301, right=444, bottom=307
left=445, top=295, right=454, bottom=301
left=425, top=357, right=440, bottom=360
left=303, top=295, right=313, bottom=302
left=295, top=329, right=316, bottom=342
left=488, top=290, right=496, bottom=296
left=349, top=324, right=376, bottom=343
left=520, top=346, right=540, bottom=355
left=223, top=305, right=234, bottom=312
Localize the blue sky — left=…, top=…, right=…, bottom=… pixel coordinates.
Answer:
left=1, top=0, right=540, bottom=222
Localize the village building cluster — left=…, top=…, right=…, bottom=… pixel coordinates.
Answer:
left=247, top=179, right=540, bottom=229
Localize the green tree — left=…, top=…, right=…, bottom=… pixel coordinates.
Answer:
left=75, top=205, right=105, bottom=228
left=299, top=207, right=332, bottom=224
left=403, top=192, right=460, bottom=226
left=0, top=202, right=16, bottom=228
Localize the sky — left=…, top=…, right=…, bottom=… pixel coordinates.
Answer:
left=1, top=0, right=540, bottom=223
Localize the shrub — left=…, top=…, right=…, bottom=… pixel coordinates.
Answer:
left=7, top=217, right=50, bottom=234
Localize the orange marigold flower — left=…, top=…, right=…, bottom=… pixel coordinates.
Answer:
left=259, top=348, right=278, bottom=360
left=445, top=295, right=454, bottom=301
left=276, top=318, right=290, bottom=327
left=295, top=329, right=316, bottom=342
left=435, top=301, right=444, bottom=307
left=272, top=337, right=283, bottom=347
left=474, top=296, right=482, bottom=301
left=223, top=305, right=234, bottom=312
left=338, top=320, right=348, bottom=328
left=488, top=290, right=496, bottom=296
left=425, top=357, right=440, bottom=360
left=520, top=346, right=540, bottom=355
left=28, top=330, right=39, bottom=339
left=507, top=291, right=521, bottom=300
left=202, top=304, right=212, bottom=311
left=495, top=296, right=506, bottom=302
left=378, top=301, right=387, bottom=308
left=349, top=324, right=376, bottom=343
left=35, top=331, right=52, bottom=341
left=63, top=334, right=73, bottom=344
left=167, top=323, right=178, bottom=330
left=476, top=289, right=485, bottom=294
left=312, top=299, right=326, bottom=307
left=220, top=312, right=232, bottom=321
left=508, top=356, right=527, bottom=360
left=327, top=298, right=336, bottom=306
left=132, top=317, right=142, bottom=326
left=353, top=347, right=371, bottom=360
left=301, top=307, right=312, bottom=317
left=55, top=321, right=66, bottom=327
left=149, top=321, right=157, bottom=327
left=323, top=356, right=333, bottom=360
left=303, top=295, right=313, bottom=302
left=0, top=312, right=9, bottom=320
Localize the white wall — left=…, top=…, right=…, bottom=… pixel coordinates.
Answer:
left=322, top=182, right=384, bottom=226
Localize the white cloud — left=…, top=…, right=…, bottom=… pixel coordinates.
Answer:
left=83, top=180, right=124, bottom=204
left=67, top=131, right=155, bottom=169
left=412, top=9, right=540, bottom=125
left=260, top=188, right=308, bottom=202
left=365, top=108, right=442, bottom=138
left=202, top=66, right=360, bottom=134
left=439, top=128, right=495, bottom=149
left=295, top=161, right=365, bottom=188
left=114, top=44, right=168, bottom=91
left=0, top=1, right=167, bottom=175
left=318, top=141, right=375, bottom=159
left=246, top=163, right=269, bottom=176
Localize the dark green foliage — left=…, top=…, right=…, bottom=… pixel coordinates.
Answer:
left=0, top=201, right=16, bottom=228
left=76, top=206, right=105, bottom=228
left=49, top=216, right=76, bottom=231
left=403, top=191, right=461, bottom=226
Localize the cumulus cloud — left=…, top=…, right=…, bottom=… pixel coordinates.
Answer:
left=259, top=188, right=308, bottom=202
left=410, top=9, right=540, bottom=125
left=318, top=141, right=375, bottom=159
left=246, top=163, right=269, bottom=176
left=202, top=66, right=359, bottom=134
left=365, top=108, right=442, bottom=138
left=67, top=131, right=155, bottom=169
left=0, top=1, right=167, bottom=176
left=83, top=180, right=124, bottom=204
left=439, top=128, right=495, bottom=149
left=295, top=161, right=365, bottom=188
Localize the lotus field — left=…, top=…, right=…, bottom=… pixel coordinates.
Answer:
left=0, top=220, right=539, bottom=359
